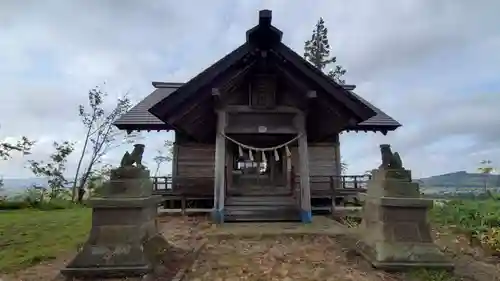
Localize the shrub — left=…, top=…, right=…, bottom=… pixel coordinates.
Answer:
left=0, top=200, right=31, bottom=210
left=430, top=198, right=500, bottom=254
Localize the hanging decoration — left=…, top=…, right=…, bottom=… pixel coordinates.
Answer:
left=274, top=149, right=280, bottom=161
left=238, top=146, right=244, bottom=158
left=221, top=132, right=301, bottom=162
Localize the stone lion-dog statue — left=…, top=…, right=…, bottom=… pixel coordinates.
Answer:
left=379, top=144, right=403, bottom=170
left=120, top=144, right=146, bottom=169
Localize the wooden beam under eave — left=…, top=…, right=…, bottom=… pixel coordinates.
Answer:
left=307, top=90, right=317, bottom=99
left=275, top=64, right=309, bottom=93
left=212, top=88, right=221, bottom=105
left=167, top=62, right=255, bottom=125
left=167, top=94, right=211, bottom=125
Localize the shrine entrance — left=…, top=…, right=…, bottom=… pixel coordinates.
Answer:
left=225, top=134, right=296, bottom=196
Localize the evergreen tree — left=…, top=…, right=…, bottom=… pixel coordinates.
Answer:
left=304, top=17, right=347, bottom=85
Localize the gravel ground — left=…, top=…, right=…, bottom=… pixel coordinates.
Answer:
left=185, top=235, right=404, bottom=281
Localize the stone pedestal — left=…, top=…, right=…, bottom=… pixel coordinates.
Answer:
left=61, top=167, right=169, bottom=279
left=356, top=168, right=453, bottom=270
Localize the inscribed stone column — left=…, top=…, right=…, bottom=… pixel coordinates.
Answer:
left=295, top=113, right=312, bottom=223
left=356, top=144, right=453, bottom=270
left=212, top=110, right=227, bottom=224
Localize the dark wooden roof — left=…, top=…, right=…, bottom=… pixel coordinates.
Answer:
left=347, top=91, right=401, bottom=133
left=114, top=10, right=401, bottom=135
left=113, top=82, right=182, bottom=131
left=114, top=82, right=400, bottom=133
left=148, top=10, right=379, bottom=132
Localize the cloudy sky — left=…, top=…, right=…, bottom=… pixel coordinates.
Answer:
left=0, top=0, right=499, bottom=180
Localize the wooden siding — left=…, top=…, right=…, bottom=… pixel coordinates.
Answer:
left=291, top=141, right=340, bottom=196
left=175, top=143, right=215, bottom=195
left=177, top=144, right=215, bottom=177
left=173, top=135, right=340, bottom=196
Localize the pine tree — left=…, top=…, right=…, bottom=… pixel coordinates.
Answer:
left=304, top=17, right=347, bottom=85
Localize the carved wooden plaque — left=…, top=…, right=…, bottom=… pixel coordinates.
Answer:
left=249, top=74, right=276, bottom=108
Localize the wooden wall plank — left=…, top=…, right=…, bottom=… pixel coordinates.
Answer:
left=291, top=141, right=339, bottom=195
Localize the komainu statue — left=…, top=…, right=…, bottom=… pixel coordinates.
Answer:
left=379, top=144, right=403, bottom=169
left=120, top=144, right=146, bottom=168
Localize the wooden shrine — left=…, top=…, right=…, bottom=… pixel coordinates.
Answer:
left=114, top=10, right=401, bottom=223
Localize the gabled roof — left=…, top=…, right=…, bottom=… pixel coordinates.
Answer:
left=148, top=10, right=378, bottom=130
left=114, top=82, right=401, bottom=133
left=114, top=9, right=402, bottom=135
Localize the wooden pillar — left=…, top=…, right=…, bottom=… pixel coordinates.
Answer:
left=171, top=138, right=179, bottom=190
left=212, top=110, right=227, bottom=224
left=226, top=144, right=233, bottom=195
left=295, top=113, right=311, bottom=223
left=333, top=133, right=341, bottom=214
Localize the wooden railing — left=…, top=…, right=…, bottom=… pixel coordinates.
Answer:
left=152, top=176, right=214, bottom=196
left=152, top=174, right=371, bottom=213
left=151, top=174, right=371, bottom=194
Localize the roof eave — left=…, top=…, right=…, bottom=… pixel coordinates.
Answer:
left=113, top=123, right=174, bottom=132
left=343, top=124, right=402, bottom=135
left=148, top=43, right=251, bottom=124
left=272, top=44, right=377, bottom=122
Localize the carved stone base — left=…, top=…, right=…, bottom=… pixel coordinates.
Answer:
left=356, top=194, right=453, bottom=270
left=355, top=240, right=454, bottom=271
left=61, top=167, right=169, bottom=279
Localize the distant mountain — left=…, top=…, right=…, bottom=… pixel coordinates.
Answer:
left=416, top=171, right=500, bottom=188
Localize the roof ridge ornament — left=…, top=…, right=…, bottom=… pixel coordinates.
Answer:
left=246, top=10, right=283, bottom=48
left=259, top=9, right=272, bottom=26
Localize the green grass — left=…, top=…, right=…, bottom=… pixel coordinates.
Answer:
left=0, top=207, right=91, bottom=273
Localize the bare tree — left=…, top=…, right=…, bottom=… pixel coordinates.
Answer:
left=71, top=86, right=136, bottom=202
left=153, top=140, right=173, bottom=176
left=28, top=141, right=74, bottom=199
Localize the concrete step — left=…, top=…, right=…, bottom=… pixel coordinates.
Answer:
left=224, top=215, right=301, bottom=222
left=227, top=191, right=292, bottom=196
left=226, top=196, right=295, bottom=206
left=225, top=207, right=300, bottom=222
left=225, top=205, right=296, bottom=212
